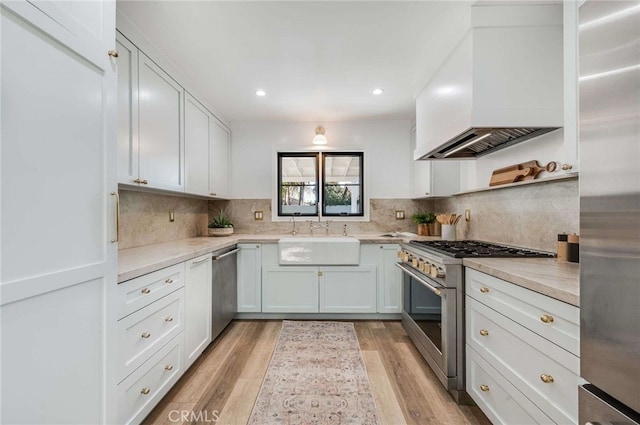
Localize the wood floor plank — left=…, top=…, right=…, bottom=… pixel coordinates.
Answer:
left=362, top=350, right=408, bottom=425
left=143, top=320, right=491, bottom=425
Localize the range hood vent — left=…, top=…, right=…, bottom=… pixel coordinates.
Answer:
left=420, top=127, right=560, bottom=159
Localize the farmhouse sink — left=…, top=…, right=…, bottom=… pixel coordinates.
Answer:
left=278, top=237, right=360, bottom=265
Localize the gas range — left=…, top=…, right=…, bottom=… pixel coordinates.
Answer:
left=409, top=240, right=556, bottom=259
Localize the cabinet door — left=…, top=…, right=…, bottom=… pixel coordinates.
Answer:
left=237, top=244, right=262, bottom=312
left=411, top=125, right=461, bottom=198
left=184, top=93, right=211, bottom=196
left=1, top=1, right=117, bottom=423
left=184, top=255, right=212, bottom=369
left=320, top=266, right=377, bottom=313
left=262, top=266, right=318, bottom=313
left=378, top=244, right=402, bottom=313
left=116, top=32, right=139, bottom=185
left=138, top=52, right=184, bottom=191
left=210, top=117, right=230, bottom=198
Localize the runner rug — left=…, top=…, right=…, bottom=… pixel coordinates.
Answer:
left=248, top=321, right=381, bottom=425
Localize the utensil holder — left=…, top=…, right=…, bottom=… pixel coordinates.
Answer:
left=441, top=224, right=456, bottom=241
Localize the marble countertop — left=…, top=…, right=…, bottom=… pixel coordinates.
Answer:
left=463, top=258, right=580, bottom=307
left=118, top=234, right=439, bottom=283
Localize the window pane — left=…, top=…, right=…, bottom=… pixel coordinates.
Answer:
left=322, top=153, right=363, bottom=216
left=278, top=153, right=318, bottom=216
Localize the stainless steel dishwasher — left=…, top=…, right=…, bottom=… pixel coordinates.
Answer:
left=211, top=246, right=239, bottom=340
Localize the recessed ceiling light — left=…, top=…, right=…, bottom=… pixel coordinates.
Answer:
left=372, top=88, right=384, bottom=95
left=256, top=90, right=266, bottom=97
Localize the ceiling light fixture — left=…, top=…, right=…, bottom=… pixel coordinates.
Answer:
left=372, top=88, right=384, bottom=95
left=256, top=90, right=266, bottom=97
left=312, top=126, right=327, bottom=145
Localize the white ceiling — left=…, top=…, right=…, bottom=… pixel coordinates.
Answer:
left=117, top=1, right=473, bottom=123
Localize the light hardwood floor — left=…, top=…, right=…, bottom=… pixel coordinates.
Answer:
left=143, top=320, right=491, bottom=425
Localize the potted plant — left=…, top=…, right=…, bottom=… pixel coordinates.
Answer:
left=208, top=210, right=234, bottom=237
left=412, top=212, right=436, bottom=236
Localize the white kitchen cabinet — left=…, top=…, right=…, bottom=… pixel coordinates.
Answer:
left=411, top=125, right=460, bottom=198
left=184, top=254, right=212, bottom=369
left=262, top=266, right=319, bottom=313
left=184, top=92, right=231, bottom=199
left=237, top=244, right=262, bottom=312
left=1, top=1, right=118, bottom=423
left=319, top=266, right=377, bottom=313
left=377, top=244, right=402, bottom=313
left=465, top=268, right=580, bottom=425
left=116, top=32, right=139, bottom=185
left=138, top=52, right=184, bottom=192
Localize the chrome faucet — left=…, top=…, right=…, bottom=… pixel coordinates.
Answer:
left=290, top=217, right=296, bottom=236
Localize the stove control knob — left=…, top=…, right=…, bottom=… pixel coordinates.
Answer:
left=437, top=267, right=446, bottom=278
left=412, top=258, right=419, bottom=267
left=430, top=267, right=438, bottom=278
left=424, top=263, right=431, bottom=274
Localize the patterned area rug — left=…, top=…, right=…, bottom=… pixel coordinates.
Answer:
left=249, top=321, right=381, bottom=425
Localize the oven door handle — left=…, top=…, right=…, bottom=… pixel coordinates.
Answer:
left=395, top=262, right=445, bottom=297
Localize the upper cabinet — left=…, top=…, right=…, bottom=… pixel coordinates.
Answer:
left=116, top=27, right=230, bottom=198
left=185, top=93, right=231, bottom=198
left=415, top=4, right=564, bottom=160
left=411, top=126, right=460, bottom=198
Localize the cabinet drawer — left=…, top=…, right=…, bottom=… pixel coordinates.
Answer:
left=117, top=334, right=183, bottom=425
left=118, top=288, right=184, bottom=382
left=466, top=345, right=553, bottom=425
left=467, top=296, right=579, bottom=424
left=117, top=263, right=185, bottom=318
left=466, top=268, right=579, bottom=356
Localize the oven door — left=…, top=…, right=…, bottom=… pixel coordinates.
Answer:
left=396, top=262, right=457, bottom=389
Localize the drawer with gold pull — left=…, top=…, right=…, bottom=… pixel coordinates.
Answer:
left=117, top=334, right=183, bottom=425
left=117, top=262, right=185, bottom=318
left=117, top=288, right=184, bottom=382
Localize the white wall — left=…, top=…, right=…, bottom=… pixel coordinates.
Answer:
left=230, top=120, right=412, bottom=199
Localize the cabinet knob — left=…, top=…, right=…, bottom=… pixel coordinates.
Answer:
left=141, top=287, right=151, bottom=294
left=479, top=287, right=490, bottom=293
left=140, top=387, right=151, bottom=395
left=165, top=278, right=174, bottom=284
left=479, top=329, right=489, bottom=336
left=165, top=364, right=173, bottom=371
left=133, top=178, right=142, bottom=184
left=140, top=179, right=148, bottom=185
left=540, top=374, right=554, bottom=384
left=108, top=49, right=119, bottom=58
left=561, top=164, right=573, bottom=171
left=480, top=384, right=490, bottom=392
left=540, top=314, right=554, bottom=323
left=165, top=316, right=173, bottom=322
left=141, top=332, right=151, bottom=339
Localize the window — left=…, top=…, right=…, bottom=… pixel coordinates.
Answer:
left=322, top=152, right=363, bottom=217
left=278, top=152, right=319, bottom=216
left=277, top=151, right=364, bottom=218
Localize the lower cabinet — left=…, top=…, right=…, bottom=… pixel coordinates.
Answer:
left=184, top=254, right=212, bottom=369
left=262, top=266, right=319, bottom=312
left=465, top=268, right=580, bottom=425
left=319, top=266, right=377, bottom=313
left=237, top=244, right=262, bottom=312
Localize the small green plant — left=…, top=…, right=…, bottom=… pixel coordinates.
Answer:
left=411, top=212, right=436, bottom=224
left=209, top=210, right=233, bottom=228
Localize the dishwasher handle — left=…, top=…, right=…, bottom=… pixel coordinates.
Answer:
left=213, top=248, right=240, bottom=261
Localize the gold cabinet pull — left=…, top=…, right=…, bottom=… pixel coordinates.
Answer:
left=140, top=387, right=150, bottom=395
left=141, top=287, right=151, bottom=294
left=540, top=374, right=554, bottom=383
left=110, top=192, right=120, bottom=243
left=561, top=164, right=573, bottom=170
left=165, top=278, right=174, bottom=284
left=108, top=49, right=119, bottom=58
left=540, top=314, right=554, bottom=323
left=479, top=329, right=489, bottom=336
left=480, top=287, right=490, bottom=293
left=141, top=332, right=151, bottom=339
left=133, top=178, right=142, bottom=183
left=480, top=384, right=490, bottom=392
left=165, top=316, right=173, bottom=322
left=165, top=365, right=173, bottom=371
left=210, top=192, right=217, bottom=196
left=140, top=179, right=148, bottom=185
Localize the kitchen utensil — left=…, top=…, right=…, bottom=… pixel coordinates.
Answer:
left=519, top=160, right=558, bottom=181
left=489, top=167, right=533, bottom=186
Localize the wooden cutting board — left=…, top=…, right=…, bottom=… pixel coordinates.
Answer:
left=489, top=161, right=557, bottom=186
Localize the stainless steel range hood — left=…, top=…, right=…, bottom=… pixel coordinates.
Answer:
left=419, top=127, right=560, bottom=159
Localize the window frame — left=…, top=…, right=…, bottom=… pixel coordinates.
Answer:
left=277, top=152, right=320, bottom=217
left=321, top=151, right=364, bottom=217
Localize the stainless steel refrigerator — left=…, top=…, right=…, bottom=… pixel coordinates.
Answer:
left=579, top=1, right=640, bottom=424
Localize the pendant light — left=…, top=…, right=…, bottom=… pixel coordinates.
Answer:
left=312, top=126, right=327, bottom=145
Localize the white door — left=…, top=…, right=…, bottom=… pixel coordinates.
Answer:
left=320, top=266, right=377, bottom=313
left=237, top=244, right=262, bottom=312
left=138, top=52, right=184, bottom=191
left=378, top=244, right=402, bottom=313
left=262, top=266, right=319, bottom=313
left=1, top=1, right=117, bottom=423
left=184, top=93, right=212, bottom=197
left=116, top=31, right=139, bottom=185
left=210, top=118, right=230, bottom=198
left=184, top=255, right=212, bottom=369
